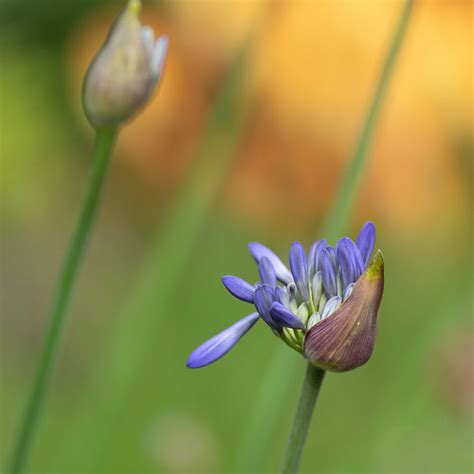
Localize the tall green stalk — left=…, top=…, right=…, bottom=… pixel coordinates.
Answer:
left=323, top=0, right=415, bottom=240
left=234, top=1, right=414, bottom=472
left=280, top=365, right=325, bottom=474
left=8, top=128, right=117, bottom=474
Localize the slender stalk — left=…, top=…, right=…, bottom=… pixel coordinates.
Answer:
left=323, top=0, right=414, bottom=240
left=235, top=1, right=414, bottom=472
left=280, top=364, right=325, bottom=474
left=9, top=127, right=117, bottom=474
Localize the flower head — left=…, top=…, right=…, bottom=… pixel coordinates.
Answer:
left=186, top=221, right=384, bottom=371
left=82, top=0, right=168, bottom=128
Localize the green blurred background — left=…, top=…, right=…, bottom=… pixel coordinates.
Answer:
left=1, top=0, right=472, bottom=473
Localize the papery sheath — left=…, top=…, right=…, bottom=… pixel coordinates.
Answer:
left=303, top=250, right=384, bottom=372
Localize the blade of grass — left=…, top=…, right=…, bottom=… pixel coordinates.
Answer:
left=233, top=1, right=414, bottom=471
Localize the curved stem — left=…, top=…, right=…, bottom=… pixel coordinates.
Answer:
left=280, top=364, right=325, bottom=474
left=8, top=127, right=117, bottom=474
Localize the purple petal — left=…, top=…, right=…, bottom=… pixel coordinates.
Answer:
left=186, top=313, right=259, bottom=368
left=313, top=239, right=329, bottom=273
left=222, top=276, right=255, bottom=303
left=258, top=256, right=277, bottom=287
left=254, top=284, right=278, bottom=329
left=320, top=248, right=337, bottom=297
left=326, top=245, right=337, bottom=263
left=248, top=242, right=292, bottom=284
left=336, top=240, right=353, bottom=288
left=336, top=238, right=365, bottom=288
left=289, top=242, right=309, bottom=300
left=356, top=221, right=376, bottom=267
left=270, top=302, right=305, bottom=330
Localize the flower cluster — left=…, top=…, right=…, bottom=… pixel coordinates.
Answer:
left=187, top=222, right=384, bottom=372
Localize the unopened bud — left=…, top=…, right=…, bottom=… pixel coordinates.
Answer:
left=82, top=0, right=168, bottom=127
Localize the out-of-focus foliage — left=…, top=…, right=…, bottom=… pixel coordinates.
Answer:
left=1, top=1, right=472, bottom=473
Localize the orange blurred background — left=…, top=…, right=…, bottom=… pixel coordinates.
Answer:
left=68, top=0, right=471, bottom=236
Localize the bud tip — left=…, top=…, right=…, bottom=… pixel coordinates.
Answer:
left=127, top=0, right=141, bottom=15
left=365, top=249, right=384, bottom=281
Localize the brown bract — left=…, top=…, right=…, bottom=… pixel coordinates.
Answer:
left=303, top=250, right=384, bottom=372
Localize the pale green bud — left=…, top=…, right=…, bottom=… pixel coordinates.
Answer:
left=82, top=0, right=168, bottom=127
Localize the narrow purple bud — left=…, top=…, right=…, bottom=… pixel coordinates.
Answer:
left=320, top=248, right=337, bottom=297
left=337, top=240, right=353, bottom=289
left=270, top=302, right=305, bottom=330
left=336, top=238, right=365, bottom=288
left=186, top=313, right=259, bottom=368
left=254, top=284, right=279, bottom=329
left=248, top=242, right=292, bottom=284
left=221, top=275, right=255, bottom=303
left=313, top=239, right=329, bottom=272
left=356, top=221, right=376, bottom=267
left=289, top=242, right=309, bottom=300
left=258, top=256, right=277, bottom=287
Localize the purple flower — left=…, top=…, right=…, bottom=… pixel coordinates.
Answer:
left=187, top=222, right=384, bottom=372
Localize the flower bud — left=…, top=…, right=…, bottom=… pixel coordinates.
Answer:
left=303, top=250, right=384, bottom=372
left=82, top=0, right=168, bottom=127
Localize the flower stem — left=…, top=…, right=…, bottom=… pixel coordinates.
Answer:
left=280, top=364, right=325, bottom=474
left=9, top=127, right=117, bottom=474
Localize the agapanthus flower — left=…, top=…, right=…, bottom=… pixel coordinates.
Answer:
left=187, top=222, right=384, bottom=372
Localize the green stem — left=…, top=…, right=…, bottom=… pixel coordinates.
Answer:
left=9, top=127, right=117, bottom=474
left=235, top=1, right=414, bottom=472
left=323, top=0, right=414, bottom=240
left=280, top=364, right=325, bottom=474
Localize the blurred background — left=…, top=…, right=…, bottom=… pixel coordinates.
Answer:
left=1, top=0, right=472, bottom=473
